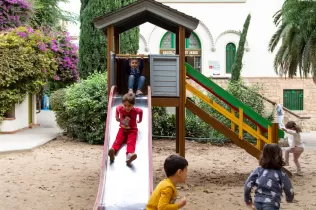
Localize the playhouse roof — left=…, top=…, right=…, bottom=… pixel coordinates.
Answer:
left=93, top=0, right=200, bottom=38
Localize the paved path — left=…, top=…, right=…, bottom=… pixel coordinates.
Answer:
left=0, top=110, right=62, bottom=154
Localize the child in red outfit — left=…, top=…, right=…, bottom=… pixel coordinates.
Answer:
left=108, top=92, right=143, bottom=165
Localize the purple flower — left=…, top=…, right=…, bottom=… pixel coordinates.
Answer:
left=17, top=31, right=27, bottom=38
left=54, top=75, right=60, bottom=81
left=27, top=27, right=33, bottom=33
left=38, top=42, right=46, bottom=51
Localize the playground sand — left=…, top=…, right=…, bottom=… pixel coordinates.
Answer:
left=0, top=138, right=315, bottom=210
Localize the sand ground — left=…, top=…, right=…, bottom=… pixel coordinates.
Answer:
left=1, top=137, right=315, bottom=210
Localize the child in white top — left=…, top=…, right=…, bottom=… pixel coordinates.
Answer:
left=282, top=121, right=304, bottom=175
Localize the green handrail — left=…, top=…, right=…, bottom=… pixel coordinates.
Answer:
left=185, top=63, right=284, bottom=138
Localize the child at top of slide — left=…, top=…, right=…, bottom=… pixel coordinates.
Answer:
left=146, top=154, right=188, bottom=210
left=244, top=144, right=294, bottom=210
left=108, top=92, right=143, bottom=165
left=125, top=55, right=146, bottom=96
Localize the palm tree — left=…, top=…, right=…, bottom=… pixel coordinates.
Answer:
left=269, top=0, right=316, bottom=81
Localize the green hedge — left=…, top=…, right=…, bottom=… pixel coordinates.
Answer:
left=51, top=72, right=108, bottom=144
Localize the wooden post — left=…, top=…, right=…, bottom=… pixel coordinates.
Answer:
left=178, top=25, right=186, bottom=157
left=114, top=30, right=120, bottom=54
left=231, top=108, right=236, bottom=132
left=268, top=125, right=272, bottom=143
left=271, top=123, right=279, bottom=144
left=175, top=108, right=180, bottom=153
left=107, top=25, right=114, bottom=96
left=256, top=126, right=263, bottom=150
left=238, top=108, right=243, bottom=139
left=175, top=28, right=180, bottom=153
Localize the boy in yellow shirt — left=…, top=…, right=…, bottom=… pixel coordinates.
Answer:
left=146, top=154, right=188, bottom=210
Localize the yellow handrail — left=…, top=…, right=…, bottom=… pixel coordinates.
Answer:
left=186, top=82, right=271, bottom=146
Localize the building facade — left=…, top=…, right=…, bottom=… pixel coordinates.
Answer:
left=138, top=0, right=315, bottom=131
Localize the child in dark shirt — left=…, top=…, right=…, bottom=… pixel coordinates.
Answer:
left=125, top=55, right=146, bottom=95
left=244, top=144, right=294, bottom=210
left=108, top=92, right=143, bottom=165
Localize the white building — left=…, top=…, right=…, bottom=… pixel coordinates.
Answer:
left=0, top=95, right=37, bottom=133
left=2, top=0, right=314, bottom=133
left=138, top=0, right=315, bottom=131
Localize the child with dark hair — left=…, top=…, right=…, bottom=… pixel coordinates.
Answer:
left=108, top=92, right=143, bottom=165
left=125, top=55, right=146, bottom=95
left=244, top=144, right=294, bottom=210
left=146, top=154, right=188, bottom=210
left=282, top=121, right=304, bottom=175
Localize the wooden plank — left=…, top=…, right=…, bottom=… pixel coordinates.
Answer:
left=231, top=108, right=236, bottom=132
left=178, top=25, right=186, bottom=157
left=239, top=108, right=243, bottom=139
left=152, top=87, right=177, bottom=92
left=176, top=107, right=179, bottom=153
left=153, top=77, right=177, bottom=82
left=256, top=126, right=264, bottom=151
left=114, top=30, right=120, bottom=54
left=152, top=97, right=180, bottom=107
left=152, top=82, right=178, bottom=87
left=185, top=99, right=261, bottom=158
left=272, top=123, right=279, bottom=144
left=153, top=66, right=177, bottom=71
left=107, top=25, right=114, bottom=95
left=153, top=71, right=177, bottom=77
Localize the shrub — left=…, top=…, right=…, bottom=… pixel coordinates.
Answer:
left=51, top=72, right=108, bottom=144
left=50, top=88, right=68, bottom=129
left=0, top=26, right=57, bottom=123
left=152, top=107, right=175, bottom=136
left=0, top=0, right=33, bottom=31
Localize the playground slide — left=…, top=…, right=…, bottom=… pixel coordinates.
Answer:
left=93, top=86, right=153, bottom=210
left=185, top=63, right=284, bottom=138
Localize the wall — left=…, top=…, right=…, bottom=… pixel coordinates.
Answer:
left=0, top=95, right=37, bottom=133
left=138, top=0, right=284, bottom=78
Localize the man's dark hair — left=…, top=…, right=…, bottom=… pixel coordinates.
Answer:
left=164, top=154, right=188, bottom=177
left=259, top=143, right=285, bottom=169
left=122, top=92, right=135, bottom=105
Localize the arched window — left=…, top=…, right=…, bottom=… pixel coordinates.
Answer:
left=160, top=32, right=202, bottom=72
left=226, top=43, right=236, bottom=74
left=159, top=32, right=201, bottom=49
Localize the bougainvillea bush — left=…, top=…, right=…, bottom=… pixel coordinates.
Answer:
left=46, top=31, right=79, bottom=94
left=0, top=26, right=57, bottom=121
left=0, top=0, right=33, bottom=31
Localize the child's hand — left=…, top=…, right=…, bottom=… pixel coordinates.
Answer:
left=137, top=120, right=142, bottom=123
left=177, top=196, right=186, bottom=208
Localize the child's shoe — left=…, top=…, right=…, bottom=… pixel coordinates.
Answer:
left=128, top=89, right=133, bottom=94
left=136, top=89, right=143, bottom=95
left=296, top=169, right=303, bottom=176
left=108, top=148, right=115, bottom=162
left=126, top=153, right=137, bottom=165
